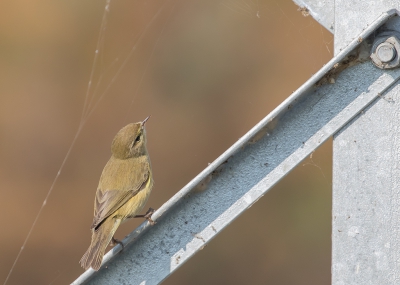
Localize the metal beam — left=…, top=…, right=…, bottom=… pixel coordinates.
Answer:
left=333, top=4, right=400, bottom=285
left=72, top=10, right=399, bottom=285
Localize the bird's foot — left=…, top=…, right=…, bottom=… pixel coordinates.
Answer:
left=134, top=207, right=156, bottom=225
left=110, top=236, right=124, bottom=250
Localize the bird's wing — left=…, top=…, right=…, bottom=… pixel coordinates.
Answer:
left=90, top=171, right=149, bottom=230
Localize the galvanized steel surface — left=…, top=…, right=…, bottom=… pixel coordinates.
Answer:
left=335, top=2, right=400, bottom=54
left=333, top=77, right=400, bottom=285
left=333, top=3, right=400, bottom=285
left=292, top=0, right=334, bottom=33
left=72, top=9, right=399, bottom=285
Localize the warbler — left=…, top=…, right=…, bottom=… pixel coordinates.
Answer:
left=80, top=116, right=154, bottom=271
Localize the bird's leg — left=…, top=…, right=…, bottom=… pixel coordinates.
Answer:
left=132, top=207, right=156, bottom=225
left=110, top=236, right=124, bottom=250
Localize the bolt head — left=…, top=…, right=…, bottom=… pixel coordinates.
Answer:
left=376, top=43, right=396, bottom=63
left=370, top=33, right=400, bottom=69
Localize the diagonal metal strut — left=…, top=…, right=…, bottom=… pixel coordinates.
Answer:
left=72, top=10, right=400, bottom=285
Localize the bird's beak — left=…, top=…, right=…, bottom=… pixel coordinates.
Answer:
left=142, top=115, right=151, bottom=127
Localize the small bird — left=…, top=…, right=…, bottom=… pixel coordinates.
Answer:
left=80, top=116, right=154, bottom=271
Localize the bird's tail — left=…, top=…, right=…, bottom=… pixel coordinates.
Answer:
left=80, top=218, right=121, bottom=271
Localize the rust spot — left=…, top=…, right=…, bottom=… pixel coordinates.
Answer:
left=194, top=159, right=231, bottom=193
left=316, top=54, right=358, bottom=86
left=212, top=160, right=228, bottom=177
left=194, top=174, right=212, bottom=192
left=316, top=41, right=371, bottom=87
left=248, top=118, right=277, bottom=145
left=297, top=7, right=310, bottom=17
left=193, top=233, right=206, bottom=243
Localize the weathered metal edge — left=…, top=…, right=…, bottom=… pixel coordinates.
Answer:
left=292, top=0, right=335, bottom=33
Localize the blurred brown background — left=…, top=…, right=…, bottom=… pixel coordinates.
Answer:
left=0, top=0, right=333, bottom=284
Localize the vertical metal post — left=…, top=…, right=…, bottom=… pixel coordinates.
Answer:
left=333, top=2, right=400, bottom=284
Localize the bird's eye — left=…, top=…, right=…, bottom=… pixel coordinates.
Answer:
left=135, top=134, right=141, bottom=143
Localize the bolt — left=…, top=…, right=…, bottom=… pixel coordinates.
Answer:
left=376, top=42, right=396, bottom=63
left=370, top=33, right=400, bottom=69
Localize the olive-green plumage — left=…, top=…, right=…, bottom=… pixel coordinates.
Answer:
left=80, top=117, right=153, bottom=271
